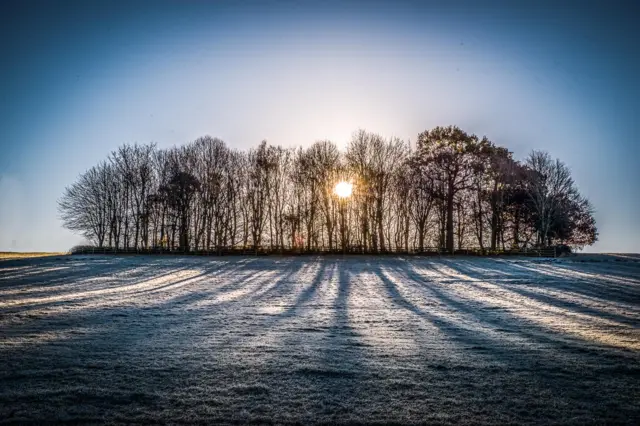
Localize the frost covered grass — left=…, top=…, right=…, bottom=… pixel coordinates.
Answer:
left=1, top=255, right=639, bottom=424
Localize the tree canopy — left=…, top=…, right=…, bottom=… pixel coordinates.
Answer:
left=59, top=128, right=598, bottom=253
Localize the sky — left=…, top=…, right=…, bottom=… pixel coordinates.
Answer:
left=0, top=0, right=638, bottom=252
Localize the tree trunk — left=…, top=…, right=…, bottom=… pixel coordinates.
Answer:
left=446, top=182, right=455, bottom=254
left=513, top=209, right=520, bottom=247
left=377, top=199, right=385, bottom=252
left=490, top=183, right=498, bottom=251
left=476, top=187, right=484, bottom=250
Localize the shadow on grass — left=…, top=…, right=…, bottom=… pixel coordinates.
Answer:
left=1, top=256, right=639, bottom=424
left=384, top=259, right=638, bottom=360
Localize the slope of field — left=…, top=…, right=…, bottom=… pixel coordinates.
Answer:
left=0, top=252, right=67, bottom=260
left=1, top=255, right=639, bottom=424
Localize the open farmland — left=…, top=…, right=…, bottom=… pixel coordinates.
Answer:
left=1, top=255, right=639, bottom=424
left=0, top=252, right=67, bottom=260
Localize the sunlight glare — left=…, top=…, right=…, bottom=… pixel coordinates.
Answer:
left=334, top=181, right=353, bottom=198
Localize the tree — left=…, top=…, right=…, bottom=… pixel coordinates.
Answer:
left=309, top=140, right=341, bottom=250
left=59, top=164, right=110, bottom=247
left=525, top=151, right=576, bottom=246
left=59, top=129, right=598, bottom=253
left=406, top=155, right=436, bottom=251
left=161, top=170, right=200, bottom=251
left=415, top=126, right=489, bottom=253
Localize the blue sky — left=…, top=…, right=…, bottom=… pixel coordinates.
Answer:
left=0, top=0, right=638, bottom=252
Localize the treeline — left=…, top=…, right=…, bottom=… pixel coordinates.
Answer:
left=59, top=126, right=597, bottom=253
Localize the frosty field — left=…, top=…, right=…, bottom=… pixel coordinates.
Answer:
left=1, top=255, right=639, bottom=424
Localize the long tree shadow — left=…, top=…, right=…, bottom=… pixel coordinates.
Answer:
left=0, top=266, right=194, bottom=310
left=0, top=258, right=244, bottom=315
left=154, top=257, right=304, bottom=313
left=496, top=259, right=640, bottom=305
left=315, top=259, right=369, bottom=418
left=0, top=256, right=133, bottom=289
left=2, top=256, right=639, bottom=423
left=123, top=257, right=367, bottom=423
left=446, top=261, right=635, bottom=355
left=441, top=259, right=640, bottom=326
left=274, top=258, right=332, bottom=319
left=549, top=258, right=640, bottom=281
left=243, top=257, right=322, bottom=306
left=0, top=257, right=263, bottom=357
left=433, top=260, right=640, bottom=355
left=263, top=258, right=371, bottom=423
left=381, top=260, right=637, bottom=368
left=130, top=257, right=260, bottom=297
left=1, top=258, right=289, bottom=401
left=501, top=281, right=638, bottom=326
left=0, top=256, right=208, bottom=302
left=122, top=257, right=312, bottom=364
left=362, top=258, right=640, bottom=424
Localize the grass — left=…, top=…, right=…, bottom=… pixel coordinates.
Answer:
left=0, top=252, right=68, bottom=260
left=0, top=255, right=638, bottom=424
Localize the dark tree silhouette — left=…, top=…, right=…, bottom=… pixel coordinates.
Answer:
left=59, top=127, right=598, bottom=253
left=415, top=126, right=490, bottom=253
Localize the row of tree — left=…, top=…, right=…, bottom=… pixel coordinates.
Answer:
left=59, top=126, right=597, bottom=253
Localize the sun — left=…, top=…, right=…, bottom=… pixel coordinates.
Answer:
left=334, top=181, right=353, bottom=198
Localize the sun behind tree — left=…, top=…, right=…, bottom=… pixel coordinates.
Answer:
left=334, top=181, right=353, bottom=198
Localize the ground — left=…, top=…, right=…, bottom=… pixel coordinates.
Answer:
left=0, top=252, right=67, bottom=260
left=1, top=255, right=639, bottom=425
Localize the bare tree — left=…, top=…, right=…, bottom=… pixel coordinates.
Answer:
left=308, top=140, right=341, bottom=250
left=525, top=151, right=578, bottom=246
left=59, top=164, right=110, bottom=247
left=60, top=129, right=597, bottom=253
left=415, top=126, right=489, bottom=253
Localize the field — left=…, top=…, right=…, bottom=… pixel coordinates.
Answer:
left=1, top=255, right=639, bottom=424
left=0, top=252, right=68, bottom=260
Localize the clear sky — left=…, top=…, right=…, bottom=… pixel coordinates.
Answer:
left=0, top=0, right=638, bottom=252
